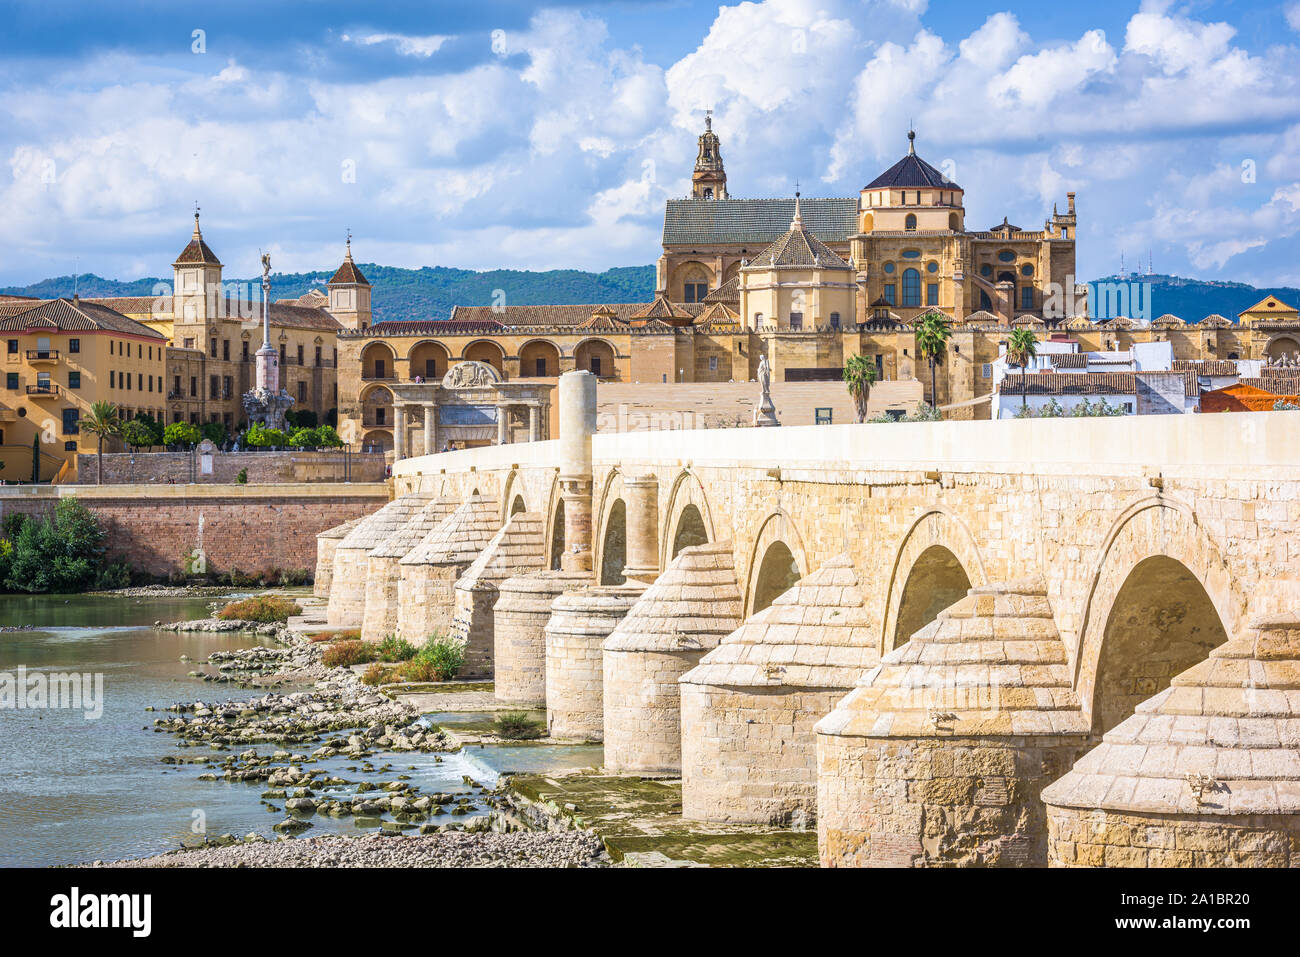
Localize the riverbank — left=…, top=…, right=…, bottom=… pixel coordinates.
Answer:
left=82, top=830, right=607, bottom=868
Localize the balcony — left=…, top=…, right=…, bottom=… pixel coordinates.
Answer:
left=26, top=350, right=60, bottom=363
left=26, top=383, right=60, bottom=398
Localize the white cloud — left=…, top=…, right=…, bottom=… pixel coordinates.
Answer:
left=1, top=0, right=1299, bottom=288
left=343, top=33, right=449, bottom=57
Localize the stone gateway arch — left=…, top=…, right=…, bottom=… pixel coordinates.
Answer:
left=316, top=370, right=1300, bottom=867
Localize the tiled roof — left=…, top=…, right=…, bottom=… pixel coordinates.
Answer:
left=629, top=296, right=693, bottom=322
left=247, top=301, right=343, bottom=333
left=1246, top=373, right=1300, bottom=394
left=173, top=216, right=222, bottom=266
left=694, top=301, right=741, bottom=327
left=1002, top=371, right=1200, bottom=397
left=744, top=213, right=851, bottom=270
left=1173, top=359, right=1240, bottom=376
left=1050, top=354, right=1088, bottom=369
left=81, top=295, right=342, bottom=333
left=663, top=197, right=858, bottom=247
left=359, top=319, right=505, bottom=338
left=329, top=256, right=369, bottom=286
left=575, top=309, right=629, bottom=332
left=702, top=276, right=739, bottom=303
left=1198, top=314, right=1234, bottom=327
left=449, top=303, right=703, bottom=328
left=864, top=139, right=960, bottom=190
left=83, top=296, right=170, bottom=316
left=0, top=298, right=166, bottom=338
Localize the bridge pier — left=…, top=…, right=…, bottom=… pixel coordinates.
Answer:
left=1043, top=613, right=1300, bottom=867
left=816, top=579, right=1090, bottom=867
left=394, top=495, right=499, bottom=665
left=545, top=584, right=640, bottom=741
left=493, top=569, right=592, bottom=708
left=603, top=541, right=743, bottom=774
left=680, top=554, right=878, bottom=825
left=326, top=493, right=431, bottom=626
left=361, top=497, right=457, bottom=641
left=314, top=517, right=364, bottom=599
left=447, top=510, right=548, bottom=667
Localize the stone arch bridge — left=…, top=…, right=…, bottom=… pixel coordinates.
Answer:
left=317, top=371, right=1300, bottom=867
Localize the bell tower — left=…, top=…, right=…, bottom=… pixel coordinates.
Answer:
left=691, top=110, right=727, bottom=200
left=327, top=233, right=372, bottom=331
left=172, top=207, right=223, bottom=332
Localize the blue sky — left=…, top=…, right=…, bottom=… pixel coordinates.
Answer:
left=2, top=0, right=1299, bottom=290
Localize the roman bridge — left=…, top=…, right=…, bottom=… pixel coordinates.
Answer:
left=317, top=371, right=1300, bottom=867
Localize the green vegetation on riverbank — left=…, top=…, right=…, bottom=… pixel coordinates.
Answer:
left=0, top=499, right=130, bottom=593
left=215, top=595, right=302, bottom=623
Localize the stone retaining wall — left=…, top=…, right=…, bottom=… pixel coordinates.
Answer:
left=0, top=484, right=387, bottom=579
left=75, top=450, right=387, bottom=485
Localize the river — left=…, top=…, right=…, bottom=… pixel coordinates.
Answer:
left=0, top=593, right=601, bottom=867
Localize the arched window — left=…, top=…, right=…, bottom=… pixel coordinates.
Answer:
left=902, top=268, right=922, bottom=307
left=905, top=213, right=917, bottom=231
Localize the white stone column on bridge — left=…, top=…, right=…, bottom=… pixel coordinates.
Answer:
left=621, top=474, right=660, bottom=585
left=497, top=404, right=510, bottom=445
left=423, top=402, right=437, bottom=455
left=393, top=402, right=407, bottom=462
left=558, top=370, right=597, bottom=574
left=528, top=402, right=541, bottom=442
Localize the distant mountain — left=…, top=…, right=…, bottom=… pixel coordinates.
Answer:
left=1089, top=273, right=1300, bottom=322
left=1, top=265, right=658, bottom=324
left=5, top=267, right=1297, bottom=325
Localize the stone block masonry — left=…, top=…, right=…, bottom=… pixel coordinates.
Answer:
left=75, top=450, right=388, bottom=485
left=0, top=484, right=390, bottom=579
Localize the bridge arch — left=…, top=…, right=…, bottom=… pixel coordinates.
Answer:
left=595, top=469, right=626, bottom=585
left=500, top=469, right=529, bottom=524
left=881, top=508, right=988, bottom=653
left=542, top=472, right=564, bottom=570
left=660, top=469, right=718, bottom=568
left=1072, top=497, right=1245, bottom=733
left=744, top=509, right=808, bottom=617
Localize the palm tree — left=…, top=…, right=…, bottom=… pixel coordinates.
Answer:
left=81, top=401, right=121, bottom=486
left=914, top=311, right=952, bottom=410
left=1006, top=327, right=1039, bottom=411
left=842, top=354, right=879, bottom=423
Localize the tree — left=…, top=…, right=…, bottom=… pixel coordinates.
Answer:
left=200, top=421, right=227, bottom=446
left=81, top=400, right=121, bottom=485
left=121, top=419, right=156, bottom=449
left=3, top=497, right=106, bottom=593
left=164, top=421, right=201, bottom=449
left=1006, top=328, right=1039, bottom=411
left=914, top=311, right=952, bottom=411
left=842, top=354, right=879, bottom=423
left=313, top=424, right=344, bottom=448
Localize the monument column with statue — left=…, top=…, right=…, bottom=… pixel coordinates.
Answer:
left=241, top=251, right=294, bottom=430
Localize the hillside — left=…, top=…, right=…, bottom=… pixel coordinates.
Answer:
left=1, top=265, right=657, bottom=324
left=4, top=267, right=1297, bottom=325
left=1093, top=274, right=1300, bottom=322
